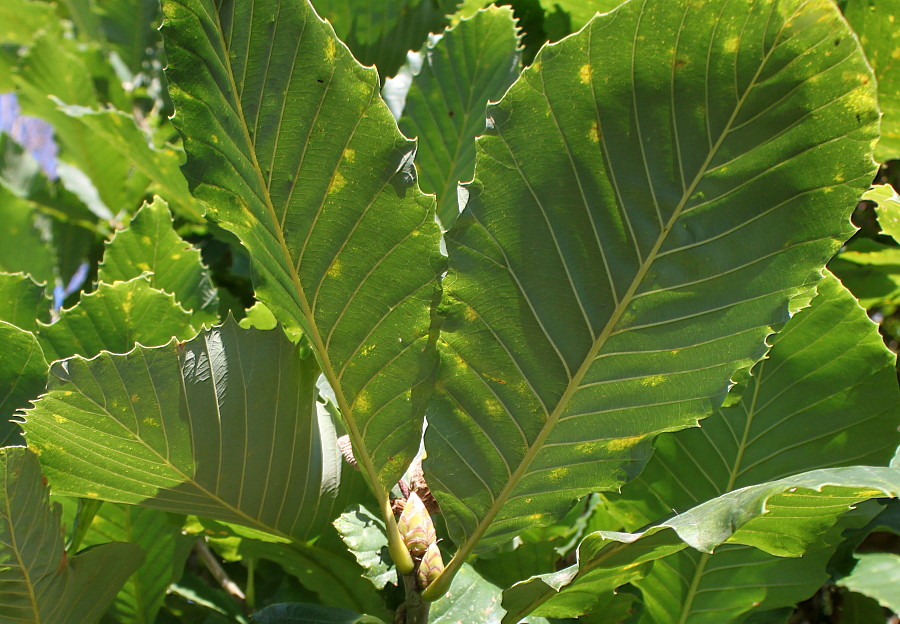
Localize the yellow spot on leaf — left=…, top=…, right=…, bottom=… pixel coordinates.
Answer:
left=484, top=399, right=504, bottom=417
left=463, top=306, right=477, bottom=322
left=549, top=467, right=570, bottom=481
left=605, top=435, right=643, bottom=452
left=355, top=391, right=371, bottom=413
left=325, top=38, right=336, bottom=62
left=588, top=120, right=600, bottom=143
left=481, top=372, right=506, bottom=384
left=171, top=253, right=182, bottom=260
left=579, top=63, right=591, bottom=84
left=53, top=414, right=67, bottom=423
left=137, top=262, right=151, bottom=272
left=327, top=259, right=342, bottom=278
left=130, top=394, right=140, bottom=404
left=143, top=417, right=159, bottom=427
left=641, top=375, right=665, bottom=387
left=86, top=492, right=99, bottom=498
left=328, top=171, right=346, bottom=194
left=723, top=36, right=739, bottom=53
left=343, top=148, right=356, bottom=163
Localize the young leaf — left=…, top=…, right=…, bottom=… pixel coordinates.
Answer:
left=0, top=447, right=143, bottom=623
left=424, top=0, right=879, bottom=591
left=99, top=197, right=219, bottom=325
left=81, top=503, right=194, bottom=624
left=161, top=0, right=444, bottom=553
left=398, top=6, right=521, bottom=228
left=22, top=319, right=365, bottom=541
left=36, top=276, right=196, bottom=362
left=0, top=321, right=47, bottom=446
left=333, top=505, right=398, bottom=589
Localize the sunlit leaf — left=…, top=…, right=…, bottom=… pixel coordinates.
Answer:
left=424, top=0, right=878, bottom=592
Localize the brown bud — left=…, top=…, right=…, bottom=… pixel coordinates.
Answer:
left=416, top=542, right=444, bottom=590
left=337, top=435, right=358, bottom=469
left=409, top=457, right=440, bottom=515
left=397, top=492, right=435, bottom=556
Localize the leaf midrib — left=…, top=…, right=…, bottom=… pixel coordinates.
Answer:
left=440, top=0, right=795, bottom=586
left=203, top=0, right=392, bottom=507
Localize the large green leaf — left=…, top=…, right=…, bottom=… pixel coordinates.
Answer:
left=502, top=466, right=900, bottom=622
left=22, top=319, right=366, bottom=541
left=36, top=276, right=196, bottom=362
left=81, top=503, right=194, bottom=624
left=423, top=0, right=878, bottom=590
left=398, top=6, right=521, bottom=227
left=161, top=0, right=443, bottom=516
left=0, top=322, right=47, bottom=447
left=842, top=0, right=900, bottom=161
left=311, top=0, right=454, bottom=79
left=584, top=274, right=900, bottom=622
left=0, top=447, right=142, bottom=624
left=98, top=197, right=219, bottom=325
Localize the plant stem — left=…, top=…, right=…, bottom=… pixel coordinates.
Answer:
left=194, top=540, right=246, bottom=609
left=399, top=573, right=430, bottom=624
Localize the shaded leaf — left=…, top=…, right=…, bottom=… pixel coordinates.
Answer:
left=251, top=602, right=384, bottom=624
left=0, top=322, right=47, bottom=447
left=538, top=0, right=625, bottom=31
left=0, top=272, right=50, bottom=332
left=0, top=447, right=142, bottom=624
left=161, top=0, right=444, bottom=507
left=424, top=0, right=878, bottom=588
left=311, top=0, right=454, bottom=79
left=99, top=197, right=218, bottom=325
left=398, top=6, right=521, bottom=227
left=37, top=276, right=196, bottom=362
left=236, top=539, right=390, bottom=622
left=839, top=553, right=900, bottom=613
left=22, top=319, right=366, bottom=541
left=0, top=185, right=55, bottom=284
left=81, top=503, right=195, bottom=624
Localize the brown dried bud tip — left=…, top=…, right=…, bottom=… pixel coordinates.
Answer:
left=337, top=435, right=358, bottom=470
left=416, top=542, right=444, bottom=590
left=409, top=457, right=440, bottom=515
left=397, top=492, right=435, bottom=556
